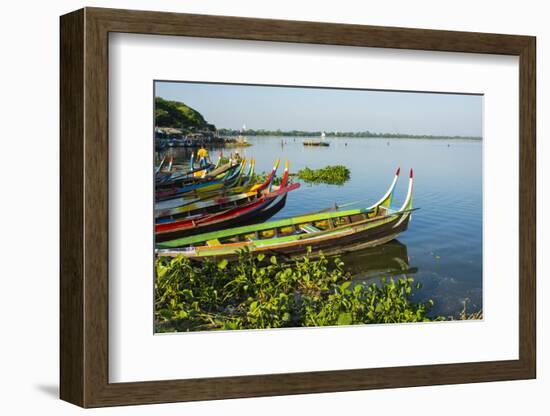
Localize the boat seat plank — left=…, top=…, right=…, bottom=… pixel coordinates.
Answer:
left=247, top=231, right=261, bottom=242
left=300, top=224, right=321, bottom=234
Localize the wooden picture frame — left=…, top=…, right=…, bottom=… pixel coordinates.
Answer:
left=60, top=7, right=536, bottom=408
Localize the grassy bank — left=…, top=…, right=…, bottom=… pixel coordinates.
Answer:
left=154, top=249, right=479, bottom=333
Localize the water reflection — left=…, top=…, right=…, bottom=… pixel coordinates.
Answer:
left=341, top=240, right=418, bottom=282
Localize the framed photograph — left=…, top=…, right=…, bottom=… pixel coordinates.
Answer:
left=60, top=7, right=536, bottom=408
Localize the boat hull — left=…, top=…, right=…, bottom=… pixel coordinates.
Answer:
left=158, top=211, right=410, bottom=261
left=303, top=141, right=330, bottom=147
left=155, top=191, right=292, bottom=242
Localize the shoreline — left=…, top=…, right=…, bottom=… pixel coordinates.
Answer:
left=224, top=134, right=483, bottom=142
left=222, top=134, right=482, bottom=141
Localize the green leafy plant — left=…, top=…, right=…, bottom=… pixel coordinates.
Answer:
left=296, top=165, right=351, bottom=185
left=154, top=248, right=445, bottom=333
left=250, top=172, right=284, bottom=186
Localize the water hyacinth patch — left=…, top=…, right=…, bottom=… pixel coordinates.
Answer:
left=297, top=165, right=351, bottom=185
left=154, top=248, right=436, bottom=332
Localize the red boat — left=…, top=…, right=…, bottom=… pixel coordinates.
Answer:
left=155, top=165, right=299, bottom=241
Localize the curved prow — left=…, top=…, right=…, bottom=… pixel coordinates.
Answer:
left=236, top=158, right=247, bottom=181
left=167, top=155, right=174, bottom=172
left=155, top=156, right=166, bottom=174
left=390, top=168, right=415, bottom=228
left=279, top=159, right=290, bottom=189
left=249, top=158, right=255, bottom=178
left=224, top=159, right=245, bottom=181
left=247, top=158, right=255, bottom=177
left=369, top=167, right=400, bottom=209
left=399, top=168, right=414, bottom=212
left=243, top=158, right=256, bottom=185
left=269, top=160, right=288, bottom=192
left=214, top=152, right=222, bottom=169
left=253, top=159, right=280, bottom=191
left=239, top=159, right=255, bottom=186
left=189, top=152, right=194, bottom=170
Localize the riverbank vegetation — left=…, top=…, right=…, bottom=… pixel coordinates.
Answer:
left=155, top=97, right=216, bottom=132
left=154, top=249, right=466, bottom=333
left=297, top=165, right=351, bottom=185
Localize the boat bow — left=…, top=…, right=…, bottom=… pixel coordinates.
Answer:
left=369, top=167, right=400, bottom=209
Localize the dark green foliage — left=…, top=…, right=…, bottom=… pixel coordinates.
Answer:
left=154, top=249, right=436, bottom=332
left=155, top=97, right=216, bottom=132
left=297, top=165, right=351, bottom=185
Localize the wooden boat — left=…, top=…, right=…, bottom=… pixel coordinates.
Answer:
left=155, top=160, right=292, bottom=220
left=155, top=153, right=226, bottom=188
left=155, top=183, right=299, bottom=241
left=156, top=168, right=415, bottom=260
left=155, top=162, right=299, bottom=240
left=303, top=140, right=330, bottom=146
left=155, top=159, right=247, bottom=200
left=155, top=159, right=281, bottom=209
left=303, top=132, right=330, bottom=146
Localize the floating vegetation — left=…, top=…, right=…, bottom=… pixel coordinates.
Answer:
left=297, top=165, right=351, bottom=185
left=155, top=249, right=440, bottom=332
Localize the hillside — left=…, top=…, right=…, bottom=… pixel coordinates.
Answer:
left=155, top=97, right=216, bottom=132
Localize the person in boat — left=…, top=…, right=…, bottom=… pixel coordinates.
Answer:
left=234, top=150, right=242, bottom=162
left=197, top=145, right=210, bottom=167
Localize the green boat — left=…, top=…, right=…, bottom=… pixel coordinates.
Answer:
left=156, top=168, right=415, bottom=261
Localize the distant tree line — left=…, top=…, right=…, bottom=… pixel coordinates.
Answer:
left=217, top=128, right=481, bottom=140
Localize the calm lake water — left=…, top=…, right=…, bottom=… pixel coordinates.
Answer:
left=162, top=136, right=482, bottom=318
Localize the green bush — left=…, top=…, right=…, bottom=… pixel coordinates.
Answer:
left=155, top=97, right=216, bottom=131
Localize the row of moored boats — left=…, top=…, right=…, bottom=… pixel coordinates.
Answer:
left=155, top=152, right=416, bottom=262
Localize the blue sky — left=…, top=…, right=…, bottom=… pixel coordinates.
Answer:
left=155, top=81, right=482, bottom=137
